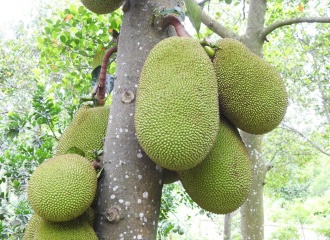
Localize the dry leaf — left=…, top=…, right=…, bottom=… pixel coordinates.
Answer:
left=64, top=14, right=73, bottom=21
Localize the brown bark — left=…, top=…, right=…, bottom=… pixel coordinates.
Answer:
left=94, top=0, right=177, bottom=238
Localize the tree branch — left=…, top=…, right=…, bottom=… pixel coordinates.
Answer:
left=262, top=17, right=330, bottom=41
left=281, top=123, right=330, bottom=156
left=95, top=46, right=117, bottom=106
left=199, top=7, right=238, bottom=39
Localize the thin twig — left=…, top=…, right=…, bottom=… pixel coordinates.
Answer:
left=281, top=123, right=330, bottom=156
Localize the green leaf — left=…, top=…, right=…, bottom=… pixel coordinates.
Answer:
left=225, top=0, right=233, bottom=4
left=92, top=50, right=105, bottom=70
left=60, top=35, right=66, bottom=43
left=184, top=0, right=201, bottom=35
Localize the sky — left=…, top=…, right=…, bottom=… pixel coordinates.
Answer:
left=0, top=0, right=37, bottom=38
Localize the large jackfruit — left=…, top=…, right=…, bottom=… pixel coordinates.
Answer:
left=27, top=154, right=97, bottom=222
left=22, top=214, right=41, bottom=240
left=34, top=217, right=97, bottom=240
left=56, top=105, right=109, bottom=161
left=178, top=117, right=252, bottom=214
left=135, top=36, right=219, bottom=171
left=81, top=0, right=125, bottom=14
left=213, top=38, right=288, bottom=134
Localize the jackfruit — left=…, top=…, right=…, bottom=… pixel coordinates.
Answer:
left=213, top=38, right=288, bottom=134
left=81, top=0, right=125, bottom=14
left=34, top=217, right=98, bottom=240
left=135, top=36, right=219, bottom=171
left=56, top=105, right=109, bottom=161
left=27, top=154, right=97, bottom=222
left=22, top=214, right=41, bottom=240
left=178, top=117, right=252, bottom=214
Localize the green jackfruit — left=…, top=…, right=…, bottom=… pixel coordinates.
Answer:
left=56, top=105, right=109, bottom=161
left=22, top=214, right=41, bottom=240
left=34, top=217, right=97, bottom=240
left=213, top=38, right=288, bottom=134
left=81, top=0, right=125, bottom=14
left=135, top=36, right=219, bottom=171
left=27, top=154, right=97, bottom=222
left=178, top=117, right=252, bottom=214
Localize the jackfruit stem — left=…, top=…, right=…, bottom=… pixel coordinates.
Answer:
left=163, top=15, right=191, bottom=37
left=203, top=46, right=215, bottom=59
left=93, top=46, right=118, bottom=106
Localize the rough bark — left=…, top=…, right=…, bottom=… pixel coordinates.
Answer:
left=239, top=132, right=267, bottom=240
left=94, top=0, right=177, bottom=238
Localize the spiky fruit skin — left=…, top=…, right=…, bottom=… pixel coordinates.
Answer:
left=81, top=0, right=125, bottom=14
left=213, top=38, right=288, bottom=134
left=178, top=118, right=252, bottom=214
left=34, top=217, right=98, bottom=240
left=135, top=36, right=219, bottom=171
left=22, top=214, right=41, bottom=240
left=56, top=105, right=109, bottom=161
left=27, top=154, right=97, bottom=222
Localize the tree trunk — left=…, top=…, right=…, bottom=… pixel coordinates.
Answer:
left=240, top=132, right=267, bottom=240
left=95, top=0, right=176, bottom=238
left=224, top=213, right=233, bottom=240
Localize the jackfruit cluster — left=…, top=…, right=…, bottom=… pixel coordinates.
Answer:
left=134, top=35, right=288, bottom=215
left=56, top=105, right=110, bottom=161
left=25, top=104, right=109, bottom=238
left=135, top=36, right=219, bottom=171
left=213, top=38, right=288, bottom=135
left=81, top=0, right=125, bottom=14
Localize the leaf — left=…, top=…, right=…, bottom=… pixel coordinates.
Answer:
left=184, top=0, right=201, bottom=34
left=92, top=49, right=105, bottom=70
left=225, top=0, right=232, bottom=4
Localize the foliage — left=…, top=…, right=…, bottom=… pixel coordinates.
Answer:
left=0, top=3, right=121, bottom=238
left=269, top=226, right=300, bottom=240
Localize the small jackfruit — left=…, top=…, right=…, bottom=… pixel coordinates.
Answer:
left=22, top=214, right=41, bottom=240
left=213, top=38, right=288, bottom=134
left=178, top=117, right=252, bottom=214
left=34, top=217, right=98, bottom=240
left=56, top=105, right=109, bottom=161
left=81, top=0, right=125, bottom=14
left=27, top=154, right=97, bottom=222
left=135, top=36, right=219, bottom=171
